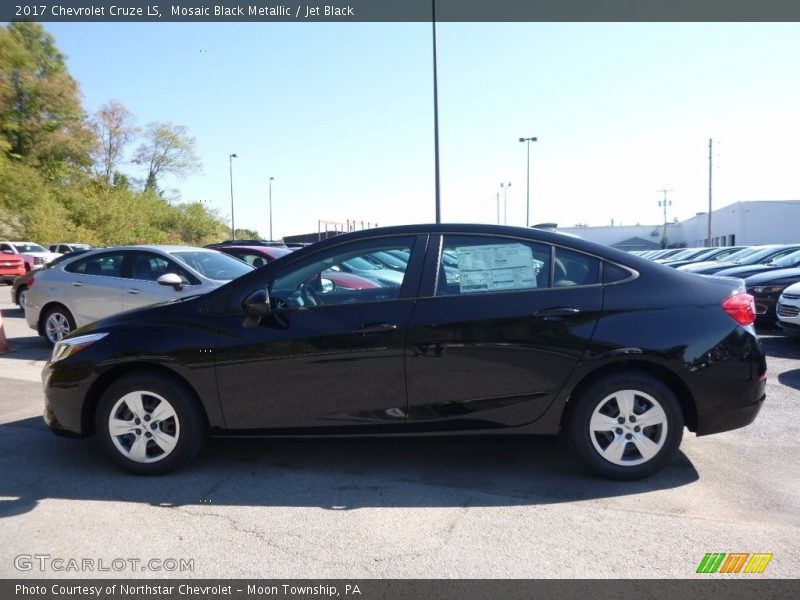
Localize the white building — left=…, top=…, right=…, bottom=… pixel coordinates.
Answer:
left=559, top=200, right=800, bottom=249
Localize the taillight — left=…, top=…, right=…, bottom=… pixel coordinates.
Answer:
left=722, top=293, right=756, bottom=326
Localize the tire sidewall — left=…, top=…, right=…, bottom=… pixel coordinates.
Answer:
left=42, top=305, right=76, bottom=346
left=95, top=373, right=206, bottom=475
left=568, top=373, right=684, bottom=480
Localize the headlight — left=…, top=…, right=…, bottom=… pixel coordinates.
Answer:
left=51, top=332, right=108, bottom=364
left=752, top=285, right=787, bottom=294
left=34, top=257, right=44, bottom=264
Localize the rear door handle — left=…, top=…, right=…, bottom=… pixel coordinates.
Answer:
left=535, top=307, right=581, bottom=320
left=72, top=282, right=83, bottom=287
left=352, top=323, right=398, bottom=335
left=127, top=288, right=141, bottom=295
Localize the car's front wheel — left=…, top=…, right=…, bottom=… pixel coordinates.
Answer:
left=567, top=372, right=684, bottom=480
left=42, top=305, right=76, bottom=346
left=95, top=373, right=207, bottom=475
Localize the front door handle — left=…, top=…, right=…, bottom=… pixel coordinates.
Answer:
left=352, top=323, right=398, bottom=335
left=127, top=288, right=141, bottom=295
left=535, top=307, right=581, bottom=320
left=72, top=282, right=83, bottom=287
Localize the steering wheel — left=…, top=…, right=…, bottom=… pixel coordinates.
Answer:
left=298, top=281, right=321, bottom=306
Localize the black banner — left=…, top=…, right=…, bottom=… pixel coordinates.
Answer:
left=4, top=0, right=800, bottom=23
left=3, top=579, right=800, bottom=600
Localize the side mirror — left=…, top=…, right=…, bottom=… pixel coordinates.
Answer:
left=157, top=273, right=184, bottom=291
left=1, top=249, right=12, bottom=255
left=242, top=288, right=272, bottom=328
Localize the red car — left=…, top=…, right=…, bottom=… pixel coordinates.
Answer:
left=212, top=244, right=381, bottom=290
left=0, top=253, right=25, bottom=284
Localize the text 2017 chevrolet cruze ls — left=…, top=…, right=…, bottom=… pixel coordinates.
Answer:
left=41, top=224, right=766, bottom=479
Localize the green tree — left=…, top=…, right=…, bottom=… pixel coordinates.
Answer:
left=134, top=122, right=202, bottom=194
left=0, top=22, right=96, bottom=179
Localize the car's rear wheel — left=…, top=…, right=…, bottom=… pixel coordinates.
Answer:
left=16, top=286, right=27, bottom=309
left=96, top=373, right=207, bottom=475
left=42, top=305, right=76, bottom=346
left=567, top=372, right=684, bottom=480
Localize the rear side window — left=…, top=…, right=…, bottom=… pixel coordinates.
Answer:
left=65, top=253, right=125, bottom=277
left=554, top=247, right=600, bottom=287
left=437, top=235, right=551, bottom=296
left=602, top=262, right=632, bottom=284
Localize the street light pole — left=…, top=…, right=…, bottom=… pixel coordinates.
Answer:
left=500, top=182, right=511, bottom=225
left=229, top=153, right=238, bottom=239
left=268, top=176, right=274, bottom=241
left=431, top=0, right=441, bottom=224
left=519, top=137, right=537, bottom=227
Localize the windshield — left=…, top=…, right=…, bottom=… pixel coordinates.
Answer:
left=13, top=243, right=47, bottom=253
left=171, top=250, right=254, bottom=281
left=738, top=247, right=788, bottom=265
left=771, top=249, right=800, bottom=268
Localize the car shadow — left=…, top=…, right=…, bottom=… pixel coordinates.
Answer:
left=777, top=369, right=800, bottom=391
left=0, top=416, right=698, bottom=517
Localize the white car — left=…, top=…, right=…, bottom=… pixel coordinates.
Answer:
left=0, top=241, right=61, bottom=272
left=776, top=281, right=800, bottom=337
left=25, top=245, right=253, bottom=344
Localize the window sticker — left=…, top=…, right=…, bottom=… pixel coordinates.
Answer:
left=453, top=244, right=543, bottom=293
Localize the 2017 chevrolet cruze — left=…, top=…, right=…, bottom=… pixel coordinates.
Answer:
left=41, top=224, right=766, bottom=479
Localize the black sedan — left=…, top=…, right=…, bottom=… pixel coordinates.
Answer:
left=743, top=267, right=800, bottom=324
left=714, top=249, right=800, bottom=280
left=678, top=245, right=800, bottom=275
left=41, top=224, right=766, bottom=480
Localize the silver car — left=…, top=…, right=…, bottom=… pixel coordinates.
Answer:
left=25, top=245, right=253, bottom=344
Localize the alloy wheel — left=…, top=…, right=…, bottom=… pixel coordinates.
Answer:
left=45, top=312, right=71, bottom=344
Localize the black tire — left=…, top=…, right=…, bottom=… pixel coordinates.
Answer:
left=16, top=286, right=27, bottom=308
left=41, top=304, right=76, bottom=346
left=567, top=372, right=684, bottom=480
left=95, top=373, right=207, bottom=475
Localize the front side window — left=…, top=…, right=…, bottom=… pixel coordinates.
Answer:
left=269, top=237, right=416, bottom=308
left=437, top=236, right=551, bottom=296
left=127, top=252, right=199, bottom=284
left=65, top=252, right=125, bottom=278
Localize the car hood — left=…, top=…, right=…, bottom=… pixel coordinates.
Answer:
left=70, top=293, right=209, bottom=337
left=20, top=251, right=60, bottom=260
left=743, top=267, right=800, bottom=286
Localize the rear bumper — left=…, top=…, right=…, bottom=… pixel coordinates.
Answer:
left=696, top=384, right=766, bottom=436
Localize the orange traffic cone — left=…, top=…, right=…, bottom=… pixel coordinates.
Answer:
left=0, top=309, right=11, bottom=354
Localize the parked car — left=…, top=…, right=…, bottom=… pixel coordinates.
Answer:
left=663, top=246, right=746, bottom=269
left=0, top=241, right=61, bottom=272
left=743, top=268, right=800, bottom=324
left=48, top=243, right=92, bottom=254
left=714, top=248, right=800, bottom=279
left=0, top=253, right=26, bottom=284
left=41, top=224, right=765, bottom=479
left=25, top=245, right=254, bottom=345
left=654, top=247, right=707, bottom=263
left=11, top=248, right=93, bottom=308
left=776, top=282, right=800, bottom=336
left=679, top=245, right=800, bottom=275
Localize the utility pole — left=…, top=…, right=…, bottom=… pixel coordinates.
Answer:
left=431, top=0, right=441, bottom=224
left=268, top=176, right=274, bottom=241
left=496, top=191, right=500, bottom=224
left=707, top=138, right=713, bottom=246
left=657, top=189, right=673, bottom=248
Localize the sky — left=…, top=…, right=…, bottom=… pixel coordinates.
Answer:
left=46, top=21, right=800, bottom=240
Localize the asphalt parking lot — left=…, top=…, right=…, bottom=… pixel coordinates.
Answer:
left=0, top=285, right=798, bottom=578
